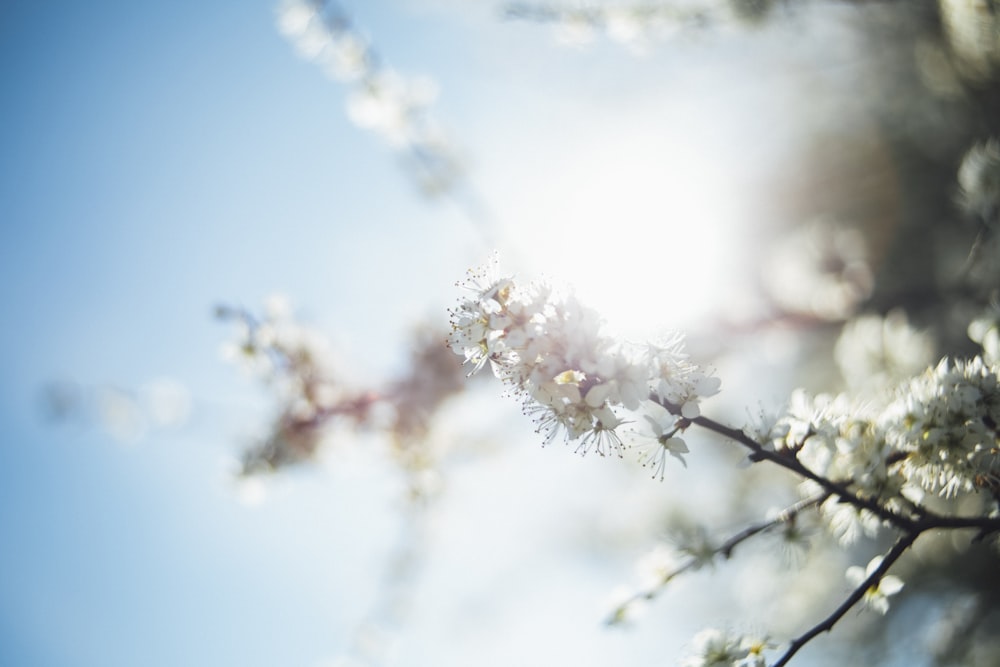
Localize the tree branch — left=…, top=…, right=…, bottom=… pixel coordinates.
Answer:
left=606, top=493, right=828, bottom=625
left=657, top=399, right=919, bottom=531
left=771, top=531, right=918, bottom=667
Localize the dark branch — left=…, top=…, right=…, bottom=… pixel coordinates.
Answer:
left=771, top=531, right=918, bottom=667
left=657, top=399, right=918, bottom=531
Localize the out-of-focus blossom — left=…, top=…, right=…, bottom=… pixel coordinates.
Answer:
left=834, top=310, right=936, bottom=391
left=217, top=299, right=369, bottom=474
left=219, top=298, right=468, bottom=481
left=957, top=138, right=1000, bottom=226
left=940, top=0, right=1000, bottom=82
left=276, top=0, right=463, bottom=196
left=42, top=378, right=192, bottom=445
left=762, top=217, right=874, bottom=321
left=969, top=306, right=1000, bottom=362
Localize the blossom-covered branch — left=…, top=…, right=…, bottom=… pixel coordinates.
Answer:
left=447, top=251, right=1000, bottom=666
left=447, top=254, right=720, bottom=466
left=217, top=299, right=467, bottom=486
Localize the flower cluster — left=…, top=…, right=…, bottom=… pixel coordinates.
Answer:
left=887, top=357, right=1000, bottom=498
left=448, top=257, right=719, bottom=469
left=752, top=355, right=1000, bottom=543
left=217, top=297, right=365, bottom=473
left=219, top=300, right=469, bottom=483
left=218, top=296, right=344, bottom=422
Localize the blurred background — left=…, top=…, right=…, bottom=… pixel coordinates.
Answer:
left=2, top=1, right=999, bottom=665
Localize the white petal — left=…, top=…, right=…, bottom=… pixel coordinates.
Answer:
left=681, top=400, right=701, bottom=419
left=878, top=575, right=904, bottom=596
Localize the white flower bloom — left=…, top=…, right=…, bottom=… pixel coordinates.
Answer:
left=846, top=556, right=904, bottom=615
left=637, top=411, right=690, bottom=479
left=742, top=405, right=789, bottom=451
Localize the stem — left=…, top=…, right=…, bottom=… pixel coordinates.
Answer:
left=716, top=493, right=829, bottom=559
left=606, top=494, right=827, bottom=625
left=658, top=400, right=918, bottom=531
left=676, top=405, right=1000, bottom=536
left=771, top=531, right=918, bottom=667
left=652, top=400, right=1000, bottom=665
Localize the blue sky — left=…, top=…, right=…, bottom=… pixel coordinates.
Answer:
left=0, top=2, right=876, bottom=665
left=0, top=3, right=470, bottom=664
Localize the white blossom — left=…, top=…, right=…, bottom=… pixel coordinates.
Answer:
left=637, top=410, right=690, bottom=479
left=846, top=555, right=904, bottom=615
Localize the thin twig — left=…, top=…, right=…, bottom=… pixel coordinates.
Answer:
left=771, top=531, right=918, bottom=667
left=606, top=493, right=828, bottom=624
left=658, top=400, right=918, bottom=531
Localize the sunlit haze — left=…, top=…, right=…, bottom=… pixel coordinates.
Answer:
left=503, top=109, right=742, bottom=338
